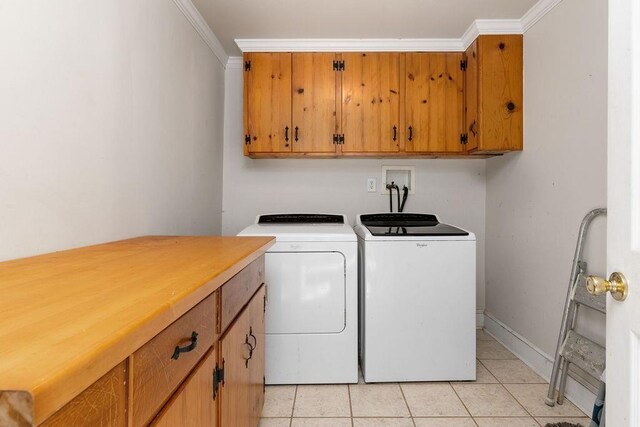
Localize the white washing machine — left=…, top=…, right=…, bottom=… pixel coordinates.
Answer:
left=354, top=213, right=476, bottom=382
left=238, top=214, right=358, bottom=384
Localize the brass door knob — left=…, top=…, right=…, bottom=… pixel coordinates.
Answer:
left=586, top=272, right=628, bottom=301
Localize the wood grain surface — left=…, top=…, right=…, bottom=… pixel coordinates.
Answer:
left=244, top=52, right=292, bottom=153
left=219, top=256, right=264, bottom=333
left=0, top=236, right=274, bottom=425
left=131, top=293, right=216, bottom=426
left=341, top=52, right=401, bottom=153
left=405, top=52, right=464, bottom=153
left=150, top=347, right=218, bottom=427
left=40, top=362, right=127, bottom=427
left=292, top=53, right=338, bottom=153
left=477, top=34, right=523, bottom=152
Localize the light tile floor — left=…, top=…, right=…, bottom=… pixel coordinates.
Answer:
left=260, top=330, right=591, bottom=427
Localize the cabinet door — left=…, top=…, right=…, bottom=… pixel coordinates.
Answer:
left=220, top=299, right=252, bottom=427
left=477, top=35, right=523, bottom=152
left=341, top=53, right=401, bottom=153
left=151, top=348, right=217, bottom=427
left=244, top=53, right=292, bottom=154
left=405, top=53, right=465, bottom=153
left=247, top=286, right=266, bottom=425
left=292, top=53, right=338, bottom=153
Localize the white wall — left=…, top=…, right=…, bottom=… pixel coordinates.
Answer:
left=0, top=0, right=225, bottom=261
left=222, top=66, right=488, bottom=312
left=485, top=0, right=607, bottom=356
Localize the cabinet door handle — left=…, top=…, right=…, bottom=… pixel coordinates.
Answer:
left=408, top=126, right=413, bottom=142
left=284, top=126, right=289, bottom=142
left=294, top=126, right=299, bottom=142
left=392, top=126, right=397, bottom=141
left=470, top=120, right=477, bottom=137
left=171, top=331, right=198, bottom=360
left=248, top=326, right=257, bottom=350
left=243, top=334, right=253, bottom=368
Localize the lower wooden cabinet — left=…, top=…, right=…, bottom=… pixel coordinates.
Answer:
left=220, top=286, right=265, bottom=427
left=37, top=256, right=267, bottom=427
left=151, top=348, right=218, bottom=427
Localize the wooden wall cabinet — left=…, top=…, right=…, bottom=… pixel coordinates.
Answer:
left=244, top=52, right=339, bottom=156
left=243, top=35, right=523, bottom=158
left=463, top=35, right=523, bottom=154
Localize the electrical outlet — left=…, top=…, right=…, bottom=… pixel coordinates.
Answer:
left=367, top=178, right=376, bottom=193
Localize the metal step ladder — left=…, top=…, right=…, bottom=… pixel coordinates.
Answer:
left=546, top=208, right=607, bottom=414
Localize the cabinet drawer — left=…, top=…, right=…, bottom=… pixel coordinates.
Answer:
left=220, top=256, right=264, bottom=333
left=41, top=362, right=127, bottom=427
left=132, top=293, right=216, bottom=426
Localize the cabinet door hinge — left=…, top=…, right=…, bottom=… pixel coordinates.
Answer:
left=244, top=60, right=251, bottom=71
left=460, top=133, right=468, bottom=144
left=460, top=59, right=467, bottom=71
left=263, top=376, right=266, bottom=393
left=333, top=60, right=345, bottom=71
left=245, top=134, right=251, bottom=145
left=212, top=358, right=225, bottom=400
left=332, top=134, right=345, bottom=145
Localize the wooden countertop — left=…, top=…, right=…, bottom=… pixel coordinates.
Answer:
left=0, top=236, right=274, bottom=425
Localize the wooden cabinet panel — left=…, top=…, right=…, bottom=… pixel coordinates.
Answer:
left=220, top=301, right=252, bottom=427
left=220, top=256, right=264, bottom=333
left=405, top=53, right=464, bottom=153
left=292, top=53, right=338, bottom=153
left=151, top=347, right=217, bottom=427
left=244, top=53, right=292, bottom=154
left=464, top=40, right=479, bottom=151
left=132, top=293, right=216, bottom=427
left=41, top=362, right=126, bottom=427
left=341, top=53, right=401, bottom=153
left=247, top=286, right=266, bottom=426
left=473, top=35, right=523, bottom=153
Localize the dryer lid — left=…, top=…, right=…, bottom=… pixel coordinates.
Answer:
left=238, top=213, right=356, bottom=242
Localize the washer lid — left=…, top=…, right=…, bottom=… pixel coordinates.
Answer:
left=238, top=213, right=356, bottom=242
left=356, top=213, right=472, bottom=239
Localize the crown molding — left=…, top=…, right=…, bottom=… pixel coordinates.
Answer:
left=521, top=0, right=564, bottom=32
left=234, top=0, right=564, bottom=53
left=171, top=0, right=228, bottom=66
left=226, top=56, right=244, bottom=69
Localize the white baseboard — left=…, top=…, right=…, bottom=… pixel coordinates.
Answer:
left=483, top=312, right=596, bottom=415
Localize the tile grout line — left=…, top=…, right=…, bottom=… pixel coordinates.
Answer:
left=347, top=383, right=354, bottom=427
left=448, top=378, right=479, bottom=427
left=289, top=385, right=298, bottom=427
left=484, top=358, right=543, bottom=426
left=397, top=383, right=417, bottom=427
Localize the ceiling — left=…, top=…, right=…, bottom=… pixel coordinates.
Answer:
left=191, top=0, right=538, bottom=56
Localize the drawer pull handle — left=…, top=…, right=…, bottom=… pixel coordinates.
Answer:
left=248, top=326, right=257, bottom=350
left=171, top=331, right=198, bottom=360
left=243, top=335, right=253, bottom=368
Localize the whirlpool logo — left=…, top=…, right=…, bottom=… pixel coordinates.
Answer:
left=416, top=243, right=429, bottom=248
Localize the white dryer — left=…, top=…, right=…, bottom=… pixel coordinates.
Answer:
left=355, top=213, right=476, bottom=383
left=238, top=214, right=358, bottom=384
